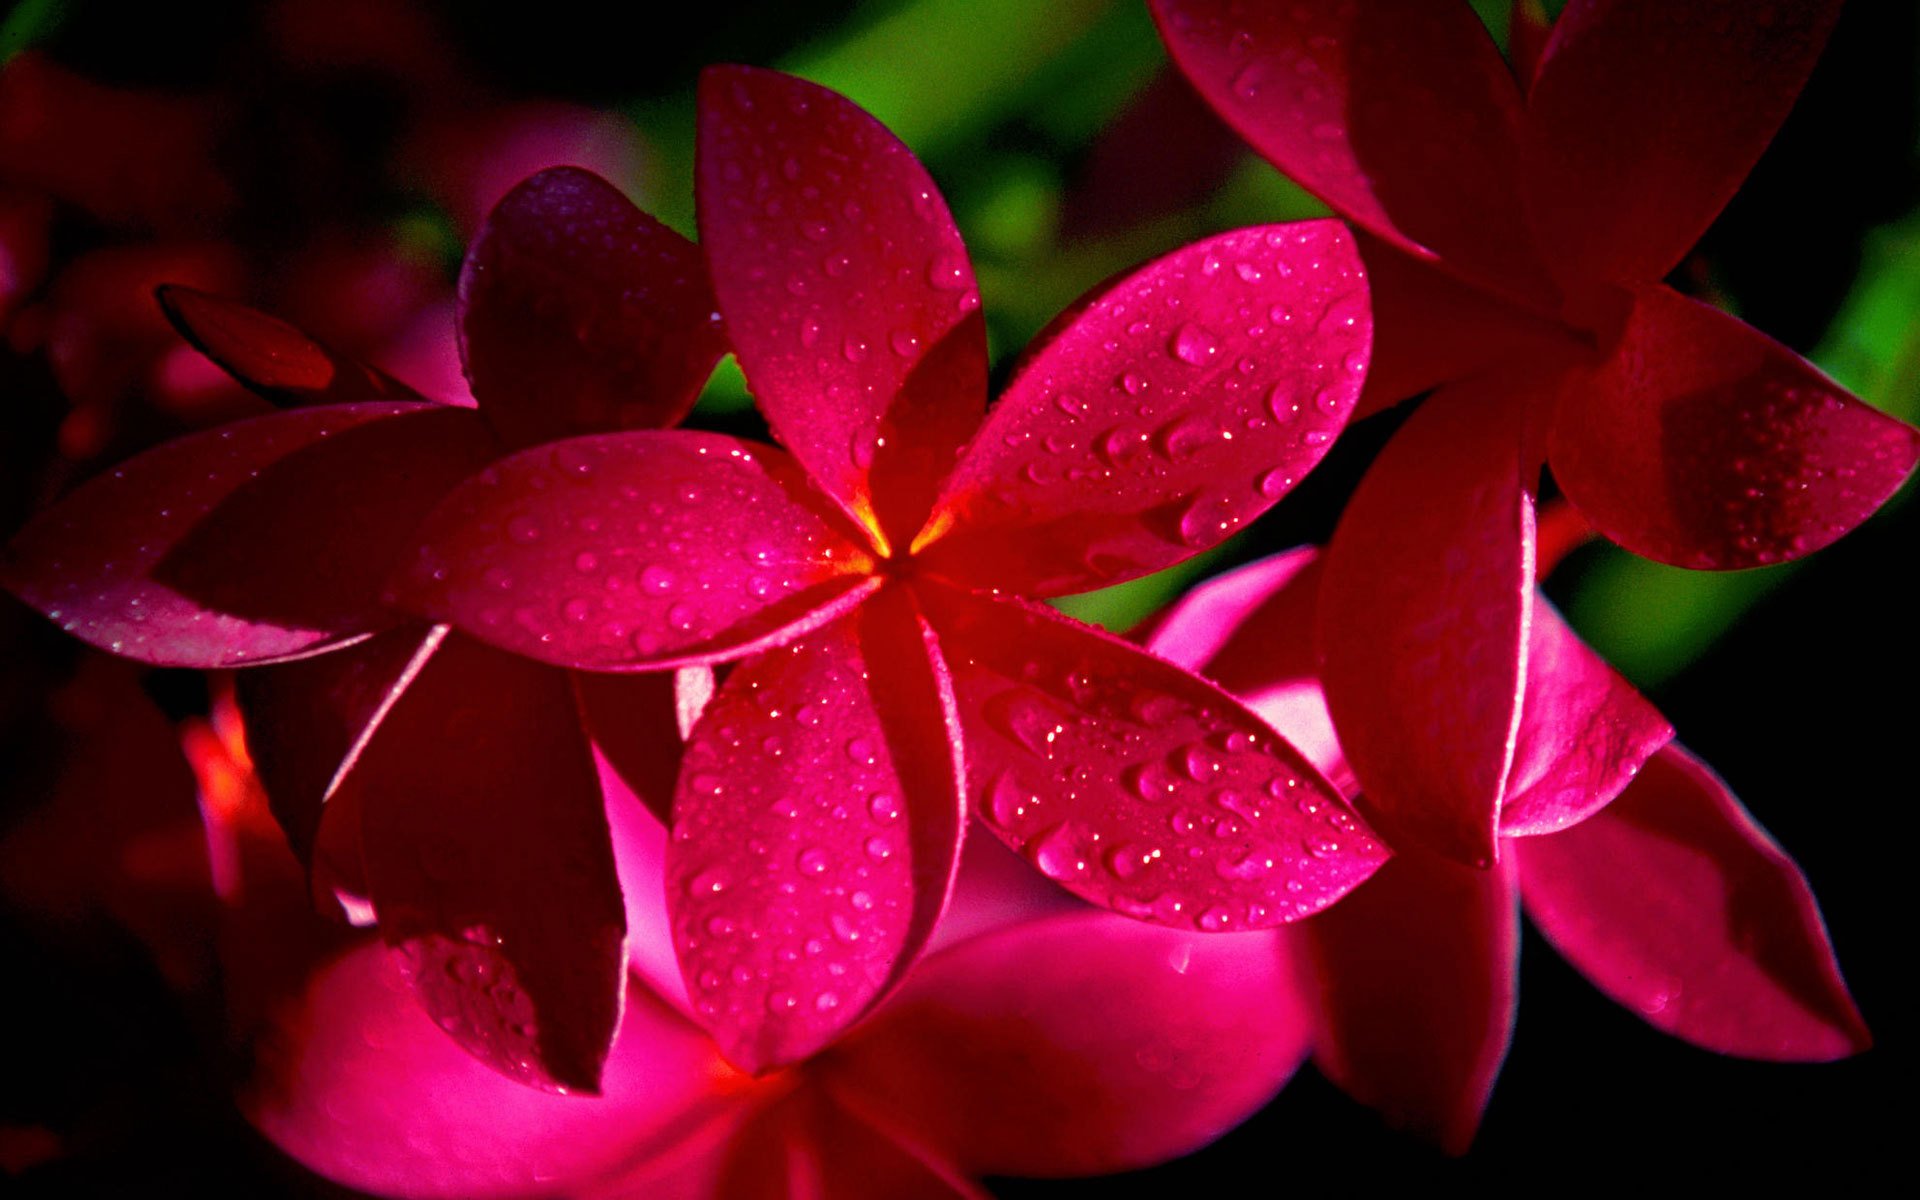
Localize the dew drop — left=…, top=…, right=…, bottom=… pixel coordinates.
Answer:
left=1169, top=323, right=1221, bottom=366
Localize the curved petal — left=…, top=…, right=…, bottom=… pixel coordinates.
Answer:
left=156, top=285, right=426, bottom=406
left=1151, top=0, right=1550, bottom=303
left=1302, top=848, right=1519, bottom=1155
left=392, top=431, right=880, bottom=670
left=697, top=66, right=987, bottom=547
left=1522, top=0, right=1842, bottom=286
left=573, top=669, right=697, bottom=828
left=345, top=633, right=629, bottom=1094
left=823, top=912, right=1308, bottom=1178
left=3, top=403, right=494, bottom=667
left=459, top=167, right=726, bottom=450
left=1319, top=376, right=1537, bottom=866
left=1549, top=285, right=1920, bottom=570
left=669, top=589, right=965, bottom=1073
left=922, top=584, right=1386, bottom=931
left=916, top=222, right=1368, bottom=596
left=1516, top=744, right=1870, bottom=1060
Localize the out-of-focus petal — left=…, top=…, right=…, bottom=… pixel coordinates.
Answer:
left=392, top=431, right=879, bottom=670
left=1522, top=0, right=1842, bottom=287
left=4, top=403, right=493, bottom=667
left=917, top=223, right=1367, bottom=596
left=823, top=912, right=1308, bottom=1178
left=459, top=167, right=725, bottom=450
left=1303, top=848, right=1519, bottom=1155
left=697, top=66, right=987, bottom=547
left=922, top=584, right=1385, bottom=931
left=1516, top=744, right=1870, bottom=1060
left=156, top=285, right=425, bottom=406
left=1508, top=0, right=1553, bottom=90
left=1549, top=285, right=1920, bottom=570
left=1319, top=376, right=1537, bottom=866
left=668, top=590, right=965, bottom=1073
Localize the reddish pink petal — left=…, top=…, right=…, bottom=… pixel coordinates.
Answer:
left=156, top=285, right=425, bottom=407
left=1550, top=285, right=1920, bottom=570
left=1499, top=600, right=1672, bottom=836
left=1151, top=0, right=1550, bottom=303
left=346, top=632, right=629, bottom=1093
left=826, top=912, right=1308, bottom=1177
left=459, top=167, right=725, bottom=450
left=1516, top=744, right=1870, bottom=1060
left=922, top=584, right=1385, bottom=931
left=668, top=589, right=965, bottom=1072
left=916, top=223, right=1368, bottom=595
left=4, top=403, right=493, bottom=667
left=694, top=1091, right=983, bottom=1200
left=1522, top=0, right=1841, bottom=286
left=1303, top=848, right=1519, bottom=1155
left=393, top=431, right=880, bottom=670
left=1319, top=376, right=1537, bottom=866
left=696, top=66, right=988, bottom=547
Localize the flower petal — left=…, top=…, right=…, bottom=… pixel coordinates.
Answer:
left=922, top=584, right=1385, bottom=931
left=668, top=589, right=965, bottom=1073
left=393, top=431, right=880, bottom=670
left=1516, top=744, right=1870, bottom=1060
left=459, top=167, right=725, bottom=450
left=824, top=912, right=1308, bottom=1178
left=346, top=632, right=629, bottom=1094
left=573, top=668, right=697, bottom=827
left=156, top=285, right=425, bottom=406
left=1522, top=0, right=1842, bottom=286
left=4, top=403, right=494, bottom=667
left=1151, top=0, right=1548, bottom=302
left=918, top=222, right=1368, bottom=596
left=1549, top=285, right=1920, bottom=570
left=1319, top=376, right=1537, bottom=866
left=697, top=65, right=988, bottom=547
left=1499, top=599, right=1673, bottom=837
left=1302, top=848, right=1519, bottom=1155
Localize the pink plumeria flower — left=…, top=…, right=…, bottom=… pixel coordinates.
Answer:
left=1154, top=0, right=1920, bottom=864
left=4, top=167, right=726, bottom=1094
left=1148, top=547, right=1871, bottom=1151
left=393, top=66, right=1388, bottom=1072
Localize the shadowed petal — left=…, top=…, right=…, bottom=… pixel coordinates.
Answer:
left=922, top=584, right=1385, bottom=931
left=1516, top=744, right=1870, bottom=1060
left=668, top=589, right=965, bottom=1073
left=1523, top=0, right=1842, bottom=287
left=697, top=66, right=988, bottom=547
left=1549, top=285, right=1920, bottom=570
left=4, top=403, right=493, bottom=667
left=346, top=633, right=628, bottom=1094
left=696, top=1091, right=984, bottom=1200
left=393, top=431, right=880, bottom=670
left=1303, top=849, right=1519, bottom=1155
left=824, top=912, right=1309, bottom=1178
left=1319, top=376, right=1537, bottom=866
left=917, top=223, right=1368, bottom=596
left=157, top=285, right=426, bottom=406
left=459, top=167, right=725, bottom=450
left=573, top=669, right=702, bottom=827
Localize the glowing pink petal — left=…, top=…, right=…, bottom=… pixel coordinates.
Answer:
left=922, top=584, right=1385, bottom=931
left=346, top=633, right=628, bottom=1094
left=4, top=403, right=494, bottom=667
left=1523, top=0, right=1841, bottom=286
left=668, top=590, right=964, bottom=1072
left=826, top=912, right=1308, bottom=1177
left=1550, top=285, right=1920, bottom=570
left=918, top=223, right=1368, bottom=596
left=1151, top=0, right=1549, bottom=303
left=459, top=167, right=725, bottom=450
left=1319, top=377, right=1537, bottom=866
left=393, top=431, right=880, bottom=670
left=1499, top=600, right=1673, bottom=837
left=697, top=65, right=987, bottom=547
left=156, top=285, right=425, bottom=406
left=687, top=1092, right=983, bottom=1200
left=1303, top=849, right=1519, bottom=1155
left=1516, top=744, right=1870, bottom=1060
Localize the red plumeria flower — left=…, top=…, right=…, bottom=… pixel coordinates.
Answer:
left=1148, top=547, right=1871, bottom=1151
left=1155, top=0, right=1920, bottom=864
left=393, top=66, right=1388, bottom=1072
left=3, top=167, right=726, bottom=1094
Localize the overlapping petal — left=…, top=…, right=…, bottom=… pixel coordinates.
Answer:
left=156, top=285, right=425, bottom=406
